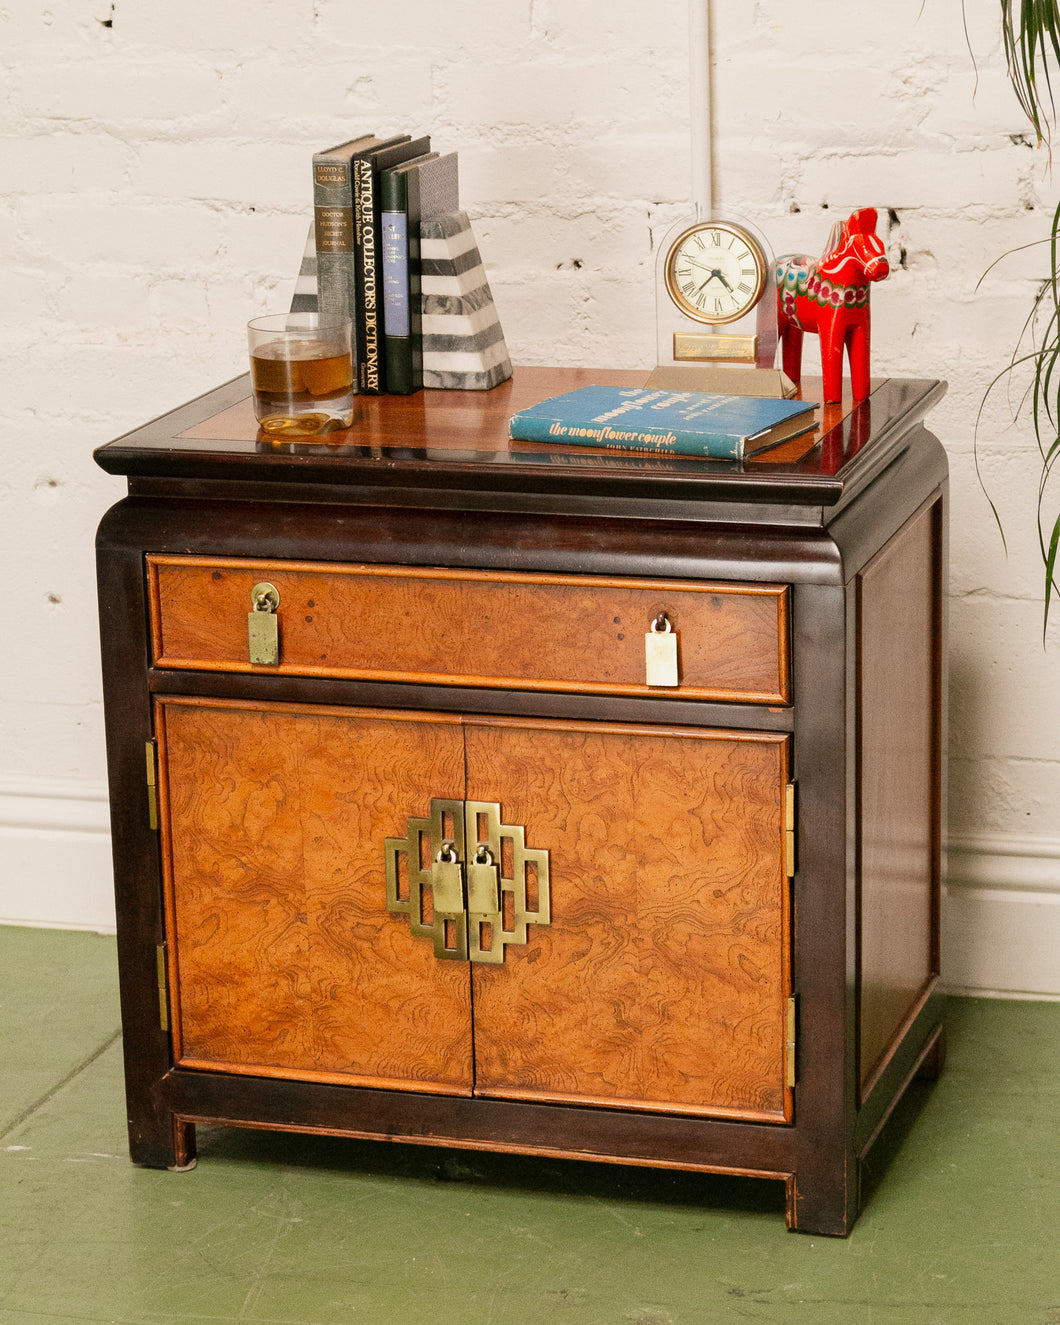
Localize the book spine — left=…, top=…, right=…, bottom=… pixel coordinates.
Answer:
left=381, top=169, right=415, bottom=394
left=353, top=157, right=384, bottom=394
left=508, top=415, right=743, bottom=459
left=312, top=156, right=356, bottom=328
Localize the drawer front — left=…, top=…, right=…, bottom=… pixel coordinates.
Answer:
left=147, top=555, right=790, bottom=705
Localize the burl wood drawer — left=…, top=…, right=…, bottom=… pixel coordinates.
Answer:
left=147, top=555, right=791, bottom=705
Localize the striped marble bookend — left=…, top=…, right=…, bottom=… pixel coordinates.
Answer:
left=420, top=210, right=512, bottom=390
left=289, top=221, right=319, bottom=313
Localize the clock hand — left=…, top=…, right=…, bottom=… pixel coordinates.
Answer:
left=686, top=260, right=736, bottom=293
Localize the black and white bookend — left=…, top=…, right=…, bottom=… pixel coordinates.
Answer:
left=289, top=221, right=319, bottom=313
left=420, top=210, right=512, bottom=390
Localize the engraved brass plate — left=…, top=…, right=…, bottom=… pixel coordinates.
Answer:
left=385, top=798, right=550, bottom=964
left=673, top=332, right=758, bottom=363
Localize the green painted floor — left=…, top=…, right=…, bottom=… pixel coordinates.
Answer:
left=0, top=925, right=1057, bottom=1324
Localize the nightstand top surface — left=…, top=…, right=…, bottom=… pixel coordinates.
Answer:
left=94, top=366, right=945, bottom=511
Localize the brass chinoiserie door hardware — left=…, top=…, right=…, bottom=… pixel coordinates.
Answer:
left=247, top=582, right=280, bottom=665
left=385, top=798, right=550, bottom=964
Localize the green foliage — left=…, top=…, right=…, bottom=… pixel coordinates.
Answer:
left=1028, top=200, right=1060, bottom=630
left=1002, top=0, right=1060, bottom=146
left=985, top=2, right=1060, bottom=632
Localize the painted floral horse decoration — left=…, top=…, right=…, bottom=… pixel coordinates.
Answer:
left=775, top=208, right=889, bottom=403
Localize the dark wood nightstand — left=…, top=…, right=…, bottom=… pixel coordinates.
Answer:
left=95, top=366, right=947, bottom=1235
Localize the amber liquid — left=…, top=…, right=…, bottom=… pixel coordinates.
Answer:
left=250, top=339, right=354, bottom=435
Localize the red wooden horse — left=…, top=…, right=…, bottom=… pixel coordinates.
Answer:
left=775, top=208, right=889, bottom=402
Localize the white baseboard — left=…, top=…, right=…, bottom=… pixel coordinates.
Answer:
left=2, top=785, right=1058, bottom=997
left=941, top=833, right=1060, bottom=1000
left=0, top=778, right=116, bottom=932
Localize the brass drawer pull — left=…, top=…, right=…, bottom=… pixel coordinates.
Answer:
left=645, top=612, right=679, bottom=687
left=247, top=582, right=280, bottom=665
left=431, top=841, right=465, bottom=915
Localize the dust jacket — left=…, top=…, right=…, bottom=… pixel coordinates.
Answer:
left=508, top=386, right=818, bottom=459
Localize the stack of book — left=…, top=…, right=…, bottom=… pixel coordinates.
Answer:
left=311, top=132, right=460, bottom=395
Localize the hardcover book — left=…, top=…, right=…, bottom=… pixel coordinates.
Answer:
left=508, top=386, right=818, bottom=459
left=311, top=134, right=405, bottom=337
left=351, top=134, right=431, bottom=393
left=381, top=151, right=459, bottom=394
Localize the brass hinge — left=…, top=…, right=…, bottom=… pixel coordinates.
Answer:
left=786, top=995, right=797, bottom=1088
left=156, top=943, right=170, bottom=1033
left=145, top=740, right=159, bottom=831
left=784, top=782, right=797, bottom=878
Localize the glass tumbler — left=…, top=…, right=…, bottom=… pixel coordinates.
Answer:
left=247, top=312, right=355, bottom=436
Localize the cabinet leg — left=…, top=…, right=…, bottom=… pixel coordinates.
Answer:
left=787, top=1157, right=861, bottom=1236
left=128, top=1113, right=197, bottom=1171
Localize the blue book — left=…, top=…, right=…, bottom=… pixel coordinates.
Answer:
left=508, top=386, right=818, bottom=459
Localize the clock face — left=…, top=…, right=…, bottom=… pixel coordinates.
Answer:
left=664, top=221, right=767, bottom=326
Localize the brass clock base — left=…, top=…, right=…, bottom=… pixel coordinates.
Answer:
left=645, top=364, right=798, bottom=399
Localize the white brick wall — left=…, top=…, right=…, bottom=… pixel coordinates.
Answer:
left=1, top=0, right=1057, bottom=992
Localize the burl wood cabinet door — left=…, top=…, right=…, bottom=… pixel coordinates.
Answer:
left=466, top=717, right=793, bottom=1124
left=154, top=699, right=791, bottom=1124
left=154, top=697, right=474, bottom=1095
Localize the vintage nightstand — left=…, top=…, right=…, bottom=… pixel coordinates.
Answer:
left=94, top=366, right=947, bottom=1235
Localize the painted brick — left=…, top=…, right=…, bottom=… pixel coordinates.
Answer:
left=217, top=58, right=435, bottom=138
left=950, top=595, right=1060, bottom=758
left=458, top=136, right=684, bottom=211
left=436, top=58, right=686, bottom=135
left=15, top=59, right=224, bottom=129
left=0, top=270, right=51, bottom=328
left=713, top=61, right=903, bottom=150
left=0, top=698, right=110, bottom=783
left=22, top=198, right=223, bottom=269
left=7, top=341, right=242, bottom=419
left=917, top=68, right=1039, bottom=140
left=144, top=278, right=213, bottom=327
left=0, top=2, right=99, bottom=61
left=3, top=134, right=130, bottom=195
left=564, top=138, right=692, bottom=203
left=219, top=210, right=315, bottom=282
left=133, top=141, right=308, bottom=209
left=795, top=149, right=1027, bottom=212
left=949, top=453, right=1052, bottom=596
left=426, top=145, right=561, bottom=208
left=60, top=273, right=153, bottom=328
left=532, top=0, right=688, bottom=51
left=316, top=0, right=531, bottom=53
left=114, top=0, right=317, bottom=54
left=474, top=209, right=652, bottom=292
